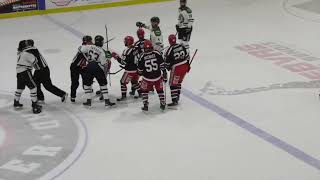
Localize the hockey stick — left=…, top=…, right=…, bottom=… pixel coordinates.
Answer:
left=161, top=46, right=169, bottom=52
left=189, top=49, right=198, bottom=65
left=105, top=25, right=112, bottom=87
left=105, top=25, right=109, bottom=51
left=163, top=81, right=167, bottom=107
left=109, top=68, right=124, bottom=75
left=104, top=37, right=115, bottom=44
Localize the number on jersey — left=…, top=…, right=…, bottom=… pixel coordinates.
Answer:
left=145, top=59, right=158, bottom=72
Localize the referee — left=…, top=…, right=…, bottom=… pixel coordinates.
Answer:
left=26, top=39, right=68, bottom=103
left=70, top=35, right=92, bottom=103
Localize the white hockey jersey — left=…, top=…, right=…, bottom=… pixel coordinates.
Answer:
left=178, top=6, right=194, bottom=29
left=16, top=49, right=37, bottom=74
left=145, top=25, right=164, bottom=52
left=79, top=45, right=111, bottom=66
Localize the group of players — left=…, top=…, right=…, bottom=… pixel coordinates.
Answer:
left=14, top=0, right=194, bottom=114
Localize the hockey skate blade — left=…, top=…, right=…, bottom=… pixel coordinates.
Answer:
left=37, top=101, right=45, bottom=105
left=142, top=110, right=149, bottom=115
left=117, top=97, right=139, bottom=104
left=105, top=104, right=117, bottom=109
left=167, top=105, right=179, bottom=110
left=14, top=106, right=23, bottom=110
left=83, top=104, right=92, bottom=109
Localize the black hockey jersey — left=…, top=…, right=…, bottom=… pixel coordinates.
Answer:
left=133, top=39, right=146, bottom=59
left=71, top=47, right=87, bottom=67
left=138, top=50, right=165, bottom=81
left=164, top=44, right=190, bottom=69
left=115, top=47, right=137, bottom=72
left=25, top=47, right=48, bottom=70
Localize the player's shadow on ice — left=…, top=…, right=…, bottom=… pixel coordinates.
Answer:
left=42, top=93, right=167, bottom=123
left=112, top=104, right=167, bottom=123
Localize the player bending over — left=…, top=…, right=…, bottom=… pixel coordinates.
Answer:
left=28, top=39, right=68, bottom=104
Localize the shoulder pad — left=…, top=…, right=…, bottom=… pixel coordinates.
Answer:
left=153, top=50, right=162, bottom=56
left=125, top=48, right=134, bottom=55
left=186, top=7, right=192, bottom=13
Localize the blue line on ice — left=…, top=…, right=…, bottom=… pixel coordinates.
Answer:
left=42, top=14, right=320, bottom=171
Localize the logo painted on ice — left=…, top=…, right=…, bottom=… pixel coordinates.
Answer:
left=283, top=0, right=320, bottom=22
left=0, top=93, right=87, bottom=180
left=235, top=42, right=320, bottom=80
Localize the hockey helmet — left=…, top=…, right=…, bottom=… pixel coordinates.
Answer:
left=143, top=40, right=153, bottom=52
left=26, top=39, right=34, bottom=46
left=18, top=40, right=32, bottom=52
left=82, top=35, right=93, bottom=45
left=137, top=28, right=145, bottom=39
left=94, top=35, right=104, bottom=47
left=151, top=16, right=160, bottom=24
left=124, top=36, right=134, bottom=47
left=168, top=34, right=177, bottom=46
left=180, top=0, right=187, bottom=6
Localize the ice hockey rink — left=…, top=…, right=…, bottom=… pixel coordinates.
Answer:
left=1, top=0, right=320, bottom=179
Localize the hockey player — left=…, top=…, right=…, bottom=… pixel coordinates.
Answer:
left=164, top=34, right=190, bottom=106
left=176, top=0, right=194, bottom=50
left=136, top=17, right=164, bottom=52
left=133, top=28, right=146, bottom=61
left=70, top=35, right=93, bottom=103
left=138, top=40, right=167, bottom=111
left=112, top=36, right=140, bottom=101
left=28, top=39, right=68, bottom=103
left=14, top=40, right=42, bottom=114
left=81, top=35, right=115, bottom=107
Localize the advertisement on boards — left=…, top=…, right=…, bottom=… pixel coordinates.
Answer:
left=0, top=0, right=38, bottom=14
left=46, top=0, right=124, bottom=9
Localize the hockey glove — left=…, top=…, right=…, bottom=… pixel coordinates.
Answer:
left=136, top=22, right=145, bottom=28
left=111, top=52, right=119, bottom=59
left=175, top=24, right=180, bottom=33
left=105, top=50, right=112, bottom=59
left=79, top=59, right=88, bottom=69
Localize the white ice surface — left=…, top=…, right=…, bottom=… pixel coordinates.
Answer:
left=0, top=125, right=5, bottom=148
left=0, top=0, right=320, bottom=179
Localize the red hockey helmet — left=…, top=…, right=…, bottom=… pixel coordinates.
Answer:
left=144, top=40, right=153, bottom=52
left=168, top=34, right=177, bottom=46
left=137, top=28, right=145, bottom=39
left=124, top=36, right=134, bottom=47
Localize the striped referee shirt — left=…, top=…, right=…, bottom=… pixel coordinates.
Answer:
left=25, top=47, right=48, bottom=70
